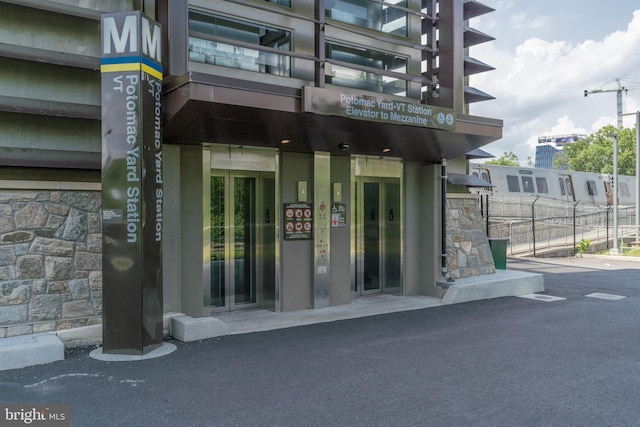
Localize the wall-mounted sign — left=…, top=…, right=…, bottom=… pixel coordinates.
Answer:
left=330, top=203, right=347, bottom=227
left=302, top=87, right=455, bottom=131
left=284, top=203, right=313, bottom=240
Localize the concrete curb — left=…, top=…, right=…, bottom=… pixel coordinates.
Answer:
left=440, top=269, right=544, bottom=304
left=0, top=333, right=64, bottom=371
left=171, top=315, right=231, bottom=342
left=53, top=313, right=185, bottom=348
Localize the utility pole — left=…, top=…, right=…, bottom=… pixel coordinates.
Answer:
left=622, top=111, right=640, bottom=245
left=611, top=133, right=620, bottom=254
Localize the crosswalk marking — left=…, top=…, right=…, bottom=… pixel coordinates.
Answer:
left=518, top=294, right=566, bottom=302
left=518, top=293, right=628, bottom=302
left=585, top=292, right=626, bottom=300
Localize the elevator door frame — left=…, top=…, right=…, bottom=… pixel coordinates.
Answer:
left=204, top=145, right=280, bottom=314
left=353, top=156, right=403, bottom=297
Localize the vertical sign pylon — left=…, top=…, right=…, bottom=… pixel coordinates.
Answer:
left=101, top=12, right=163, bottom=355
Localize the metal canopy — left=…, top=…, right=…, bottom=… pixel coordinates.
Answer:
left=162, top=74, right=502, bottom=163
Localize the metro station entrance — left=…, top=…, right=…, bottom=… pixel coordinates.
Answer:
left=354, top=158, right=402, bottom=296
left=207, top=147, right=277, bottom=312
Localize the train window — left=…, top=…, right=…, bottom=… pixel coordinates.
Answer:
left=481, top=172, right=490, bottom=182
left=565, top=178, right=573, bottom=196
left=558, top=178, right=566, bottom=195
left=472, top=172, right=479, bottom=177
left=536, top=177, right=548, bottom=193
left=521, top=176, right=534, bottom=193
left=620, top=183, right=630, bottom=197
left=507, top=175, right=520, bottom=192
left=586, top=180, right=597, bottom=196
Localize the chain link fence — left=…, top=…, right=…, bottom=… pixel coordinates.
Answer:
left=479, top=194, right=638, bottom=256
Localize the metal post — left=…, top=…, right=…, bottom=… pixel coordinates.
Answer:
left=441, top=160, right=453, bottom=282
left=636, top=111, right=640, bottom=243
left=573, top=201, right=580, bottom=256
left=531, top=196, right=539, bottom=257
left=486, top=194, right=490, bottom=237
left=606, top=206, right=610, bottom=249
left=573, top=202, right=580, bottom=256
left=611, top=134, right=620, bottom=254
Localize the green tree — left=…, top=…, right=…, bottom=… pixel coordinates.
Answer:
left=485, top=151, right=520, bottom=166
left=554, top=125, right=636, bottom=175
left=552, top=151, right=571, bottom=170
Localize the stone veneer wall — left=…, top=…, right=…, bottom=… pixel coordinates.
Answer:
left=0, top=187, right=102, bottom=338
left=446, top=195, right=496, bottom=279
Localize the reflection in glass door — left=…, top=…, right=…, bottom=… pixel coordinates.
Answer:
left=210, top=172, right=259, bottom=311
left=211, top=176, right=225, bottom=307
left=233, top=176, right=256, bottom=306
left=356, top=177, right=401, bottom=295
left=363, top=182, right=380, bottom=292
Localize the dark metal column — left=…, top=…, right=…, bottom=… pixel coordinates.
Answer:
left=436, top=0, right=465, bottom=112
left=315, top=0, right=325, bottom=87
left=101, top=12, right=164, bottom=355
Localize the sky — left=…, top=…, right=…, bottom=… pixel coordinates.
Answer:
left=468, top=0, right=640, bottom=164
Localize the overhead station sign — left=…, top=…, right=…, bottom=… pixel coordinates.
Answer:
left=303, top=87, right=455, bottom=131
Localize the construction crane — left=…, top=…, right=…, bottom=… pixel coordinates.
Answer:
left=584, top=78, right=640, bottom=128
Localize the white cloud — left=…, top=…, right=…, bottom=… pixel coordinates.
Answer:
left=469, top=10, right=640, bottom=164
left=510, top=13, right=550, bottom=31
left=546, top=116, right=588, bottom=136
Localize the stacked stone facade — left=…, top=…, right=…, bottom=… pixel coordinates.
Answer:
left=446, top=195, right=496, bottom=279
left=0, top=188, right=102, bottom=338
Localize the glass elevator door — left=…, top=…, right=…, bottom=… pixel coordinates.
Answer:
left=211, top=171, right=274, bottom=311
left=356, top=177, right=401, bottom=295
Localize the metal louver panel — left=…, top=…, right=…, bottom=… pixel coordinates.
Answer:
left=464, top=56, right=495, bottom=76
left=464, top=86, right=495, bottom=104
left=463, top=0, right=495, bottom=20
left=464, top=27, right=495, bottom=48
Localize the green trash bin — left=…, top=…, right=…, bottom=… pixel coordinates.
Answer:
left=488, top=238, right=508, bottom=270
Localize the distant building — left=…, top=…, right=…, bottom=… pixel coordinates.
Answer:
left=535, top=134, right=586, bottom=169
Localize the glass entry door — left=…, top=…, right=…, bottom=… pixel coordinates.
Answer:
left=211, top=171, right=274, bottom=311
left=356, top=177, right=401, bottom=295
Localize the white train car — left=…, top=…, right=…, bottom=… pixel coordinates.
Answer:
left=470, top=164, right=636, bottom=207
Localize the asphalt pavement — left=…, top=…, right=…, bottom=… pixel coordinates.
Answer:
left=1, top=256, right=639, bottom=426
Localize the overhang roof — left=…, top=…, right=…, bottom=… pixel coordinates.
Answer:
left=162, top=73, right=502, bottom=162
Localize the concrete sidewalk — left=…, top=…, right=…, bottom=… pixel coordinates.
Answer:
left=0, top=267, right=543, bottom=370
left=216, top=293, right=444, bottom=334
